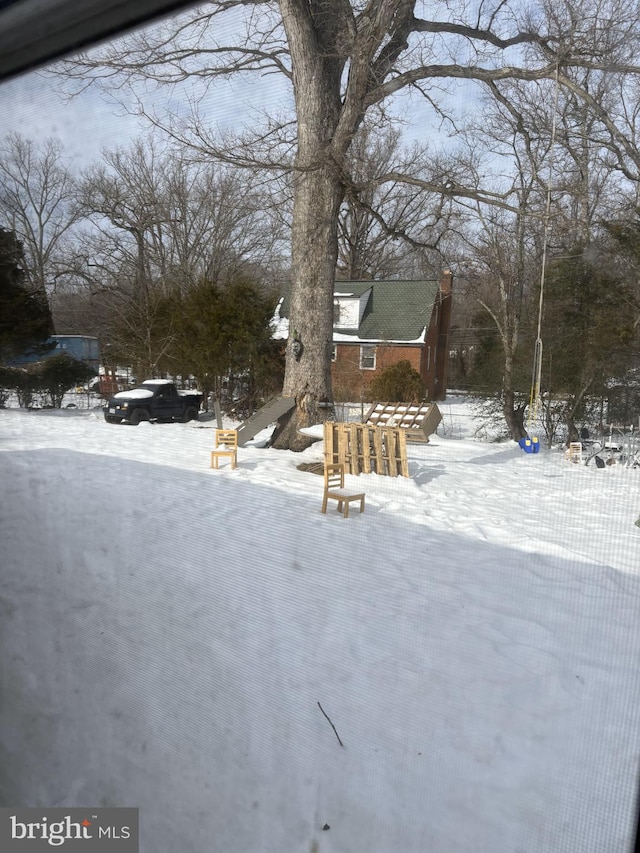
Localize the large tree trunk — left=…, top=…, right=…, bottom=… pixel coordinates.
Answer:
left=271, top=164, right=343, bottom=450
left=502, top=348, right=528, bottom=440
left=563, top=378, right=593, bottom=446
left=503, top=390, right=527, bottom=440
left=271, top=0, right=347, bottom=450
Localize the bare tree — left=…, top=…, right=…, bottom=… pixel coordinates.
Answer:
left=0, top=133, right=81, bottom=302
left=71, top=136, right=286, bottom=375
left=452, top=31, right=640, bottom=437
left=463, top=206, right=539, bottom=439
left=336, top=121, right=460, bottom=279
left=56, top=0, right=640, bottom=447
left=78, top=138, right=285, bottom=291
left=456, top=78, right=576, bottom=438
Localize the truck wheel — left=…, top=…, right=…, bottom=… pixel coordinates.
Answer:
left=183, top=406, right=199, bottom=422
left=129, top=408, right=149, bottom=426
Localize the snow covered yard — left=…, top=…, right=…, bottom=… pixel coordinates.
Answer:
left=1, top=399, right=640, bottom=852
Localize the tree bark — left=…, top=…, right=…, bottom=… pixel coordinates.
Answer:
left=272, top=0, right=347, bottom=450
left=503, top=392, right=527, bottom=440
left=502, top=348, right=528, bottom=440
left=272, top=164, right=343, bottom=449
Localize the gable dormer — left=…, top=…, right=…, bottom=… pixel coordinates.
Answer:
left=333, top=287, right=372, bottom=330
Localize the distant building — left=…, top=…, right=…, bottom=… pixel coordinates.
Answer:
left=273, top=272, right=453, bottom=401
left=9, top=335, right=101, bottom=372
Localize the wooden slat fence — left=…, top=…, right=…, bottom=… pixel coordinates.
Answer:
left=324, top=422, right=409, bottom=477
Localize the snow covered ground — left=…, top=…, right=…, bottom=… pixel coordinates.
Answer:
left=1, top=396, right=640, bottom=853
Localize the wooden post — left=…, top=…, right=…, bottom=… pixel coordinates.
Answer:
left=338, top=424, right=349, bottom=471
left=397, top=428, right=409, bottom=477
left=349, top=423, right=360, bottom=475
left=373, top=428, right=384, bottom=475
left=362, top=425, right=373, bottom=473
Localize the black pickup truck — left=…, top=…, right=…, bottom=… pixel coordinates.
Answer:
left=104, top=380, right=202, bottom=425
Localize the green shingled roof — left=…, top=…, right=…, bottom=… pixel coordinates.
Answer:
left=336, top=279, right=439, bottom=341
left=279, top=279, right=441, bottom=342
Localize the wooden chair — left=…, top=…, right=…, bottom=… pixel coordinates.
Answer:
left=210, top=429, right=238, bottom=469
left=565, top=441, right=582, bottom=463
left=321, top=463, right=365, bottom=518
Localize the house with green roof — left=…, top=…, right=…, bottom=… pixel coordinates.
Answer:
left=273, top=271, right=453, bottom=401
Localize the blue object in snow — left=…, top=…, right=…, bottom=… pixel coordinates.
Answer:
left=519, top=436, right=540, bottom=454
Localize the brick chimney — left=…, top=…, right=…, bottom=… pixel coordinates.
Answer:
left=440, top=269, right=453, bottom=297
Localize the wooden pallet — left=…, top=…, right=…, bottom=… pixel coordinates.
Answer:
left=365, top=401, right=442, bottom=443
left=324, top=422, right=409, bottom=477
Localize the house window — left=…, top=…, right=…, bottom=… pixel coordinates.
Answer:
left=331, top=344, right=337, bottom=362
left=360, top=345, right=376, bottom=370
